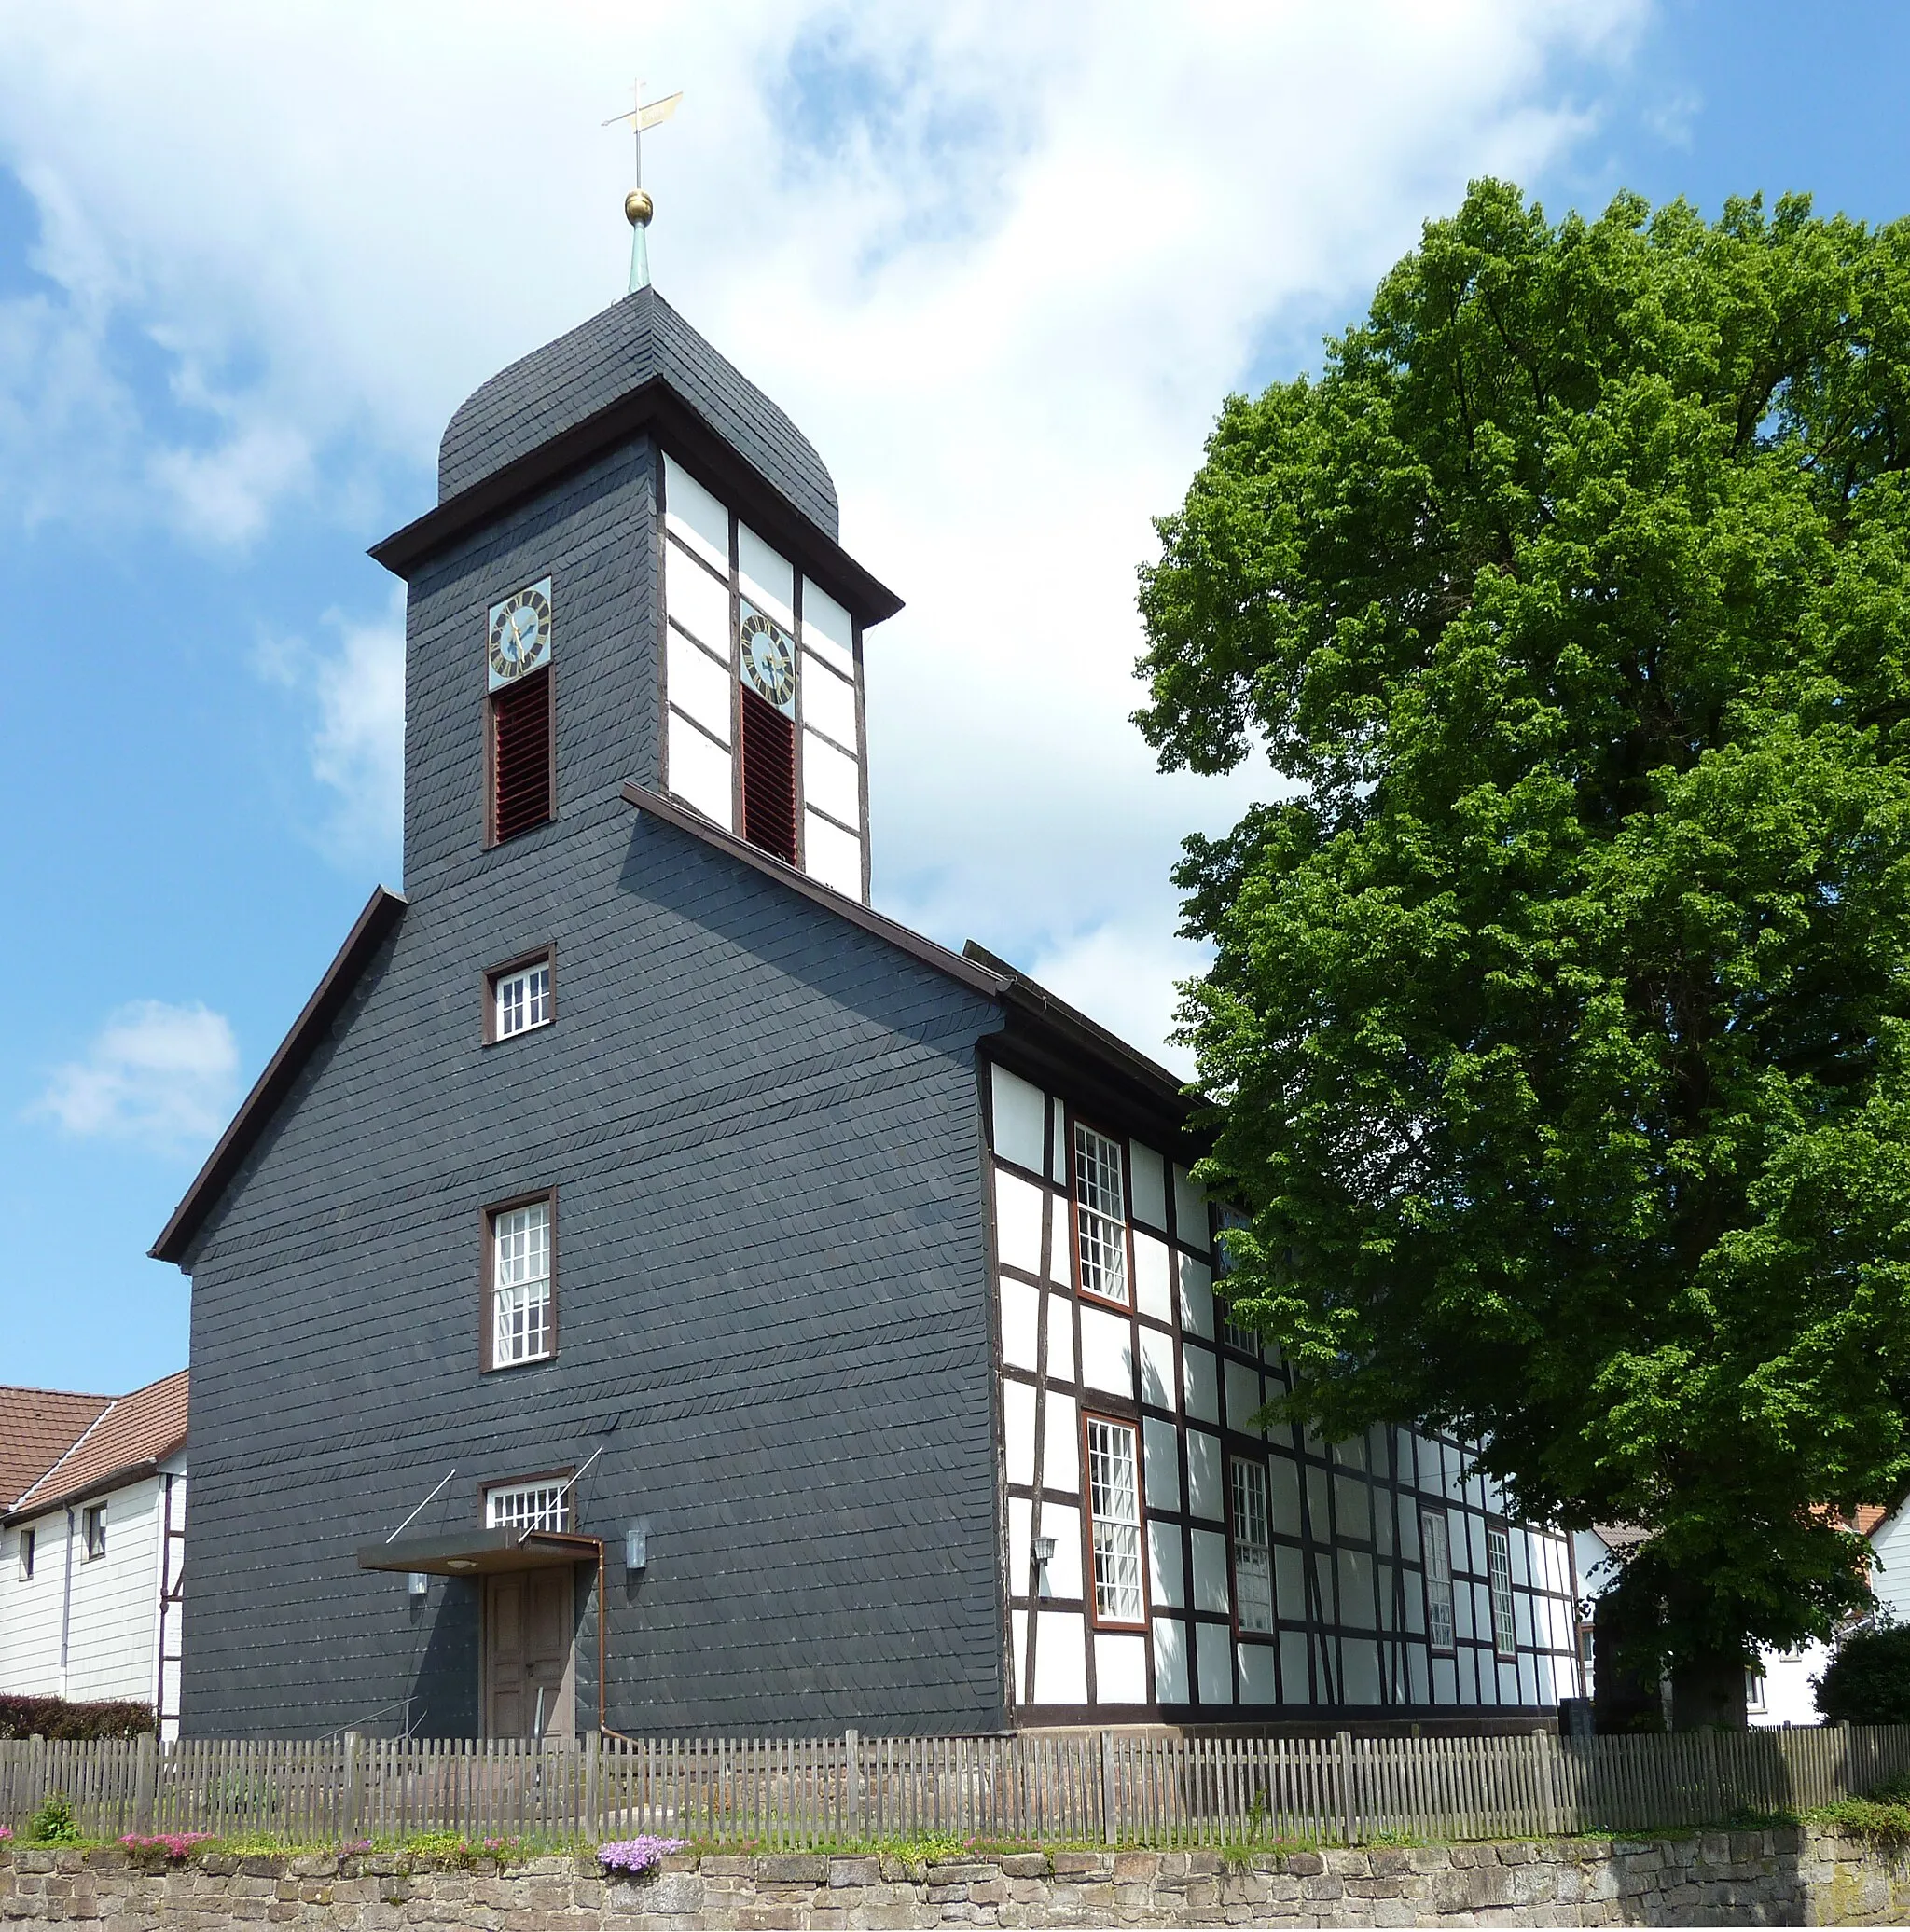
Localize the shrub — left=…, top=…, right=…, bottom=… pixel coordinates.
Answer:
left=0, top=1695, right=155, bottom=1741
left=1817, top=1625, right=1910, bottom=1725
left=27, top=1795, right=82, bottom=1844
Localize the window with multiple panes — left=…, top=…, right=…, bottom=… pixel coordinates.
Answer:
left=491, top=668, right=553, bottom=842
left=17, top=1527, right=33, bottom=1580
left=485, top=1480, right=572, bottom=1533
left=1230, top=1459, right=1275, bottom=1634
left=81, top=1505, right=105, bottom=1561
left=489, top=1199, right=553, bottom=1368
left=1073, top=1122, right=1128, bottom=1306
left=1422, top=1509, right=1455, bottom=1652
left=491, top=957, right=551, bottom=1041
left=1486, top=1524, right=1516, bottom=1657
left=1085, top=1416, right=1144, bottom=1625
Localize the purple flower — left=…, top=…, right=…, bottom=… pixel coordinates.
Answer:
left=596, top=1835, right=689, bottom=1876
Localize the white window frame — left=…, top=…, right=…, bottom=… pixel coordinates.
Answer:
left=1423, top=1509, right=1455, bottom=1653
left=490, top=1199, right=553, bottom=1368
left=1745, top=1664, right=1767, bottom=1713
left=1073, top=1121, right=1129, bottom=1307
left=1230, top=1458, right=1275, bottom=1635
left=1085, top=1414, right=1144, bottom=1626
left=81, top=1505, right=105, bottom=1562
left=485, top=1481, right=572, bottom=1533
left=17, top=1526, right=34, bottom=1581
left=491, top=957, right=552, bottom=1042
left=1486, top=1524, right=1516, bottom=1658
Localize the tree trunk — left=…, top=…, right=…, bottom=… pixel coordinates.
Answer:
left=1670, top=1648, right=1749, bottom=1732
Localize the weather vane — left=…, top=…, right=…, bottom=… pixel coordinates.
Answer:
left=603, top=82, right=683, bottom=294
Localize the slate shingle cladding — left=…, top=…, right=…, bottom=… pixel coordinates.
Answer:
left=175, top=389, right=1011, bottom=1735
left=436, top=288, right=839, bottom=538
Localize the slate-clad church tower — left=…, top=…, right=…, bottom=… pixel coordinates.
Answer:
left=155, top=268, right=1585, bottom=1741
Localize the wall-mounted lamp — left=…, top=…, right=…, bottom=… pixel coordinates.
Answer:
left=1032, top=1536, right=1056, bottom=1599
left=446, top=1558, right=476, bottom=1572
left=625, top=1520, right=649, bottom=1574
left=407, top=1571, right=430, bottom=1597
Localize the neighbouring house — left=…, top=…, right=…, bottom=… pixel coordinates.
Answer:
left=0, top=1372, right=187, bottom=1738
left=1576, top=1510, right=1894, bottom=1729
left=149, top=256, right=1585, bottom=1742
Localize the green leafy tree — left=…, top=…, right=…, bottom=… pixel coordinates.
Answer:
left=1135, top=180, right=1910, bottom=1726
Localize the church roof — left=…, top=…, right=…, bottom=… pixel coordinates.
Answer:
left=437, top=287, right=837, bottom=533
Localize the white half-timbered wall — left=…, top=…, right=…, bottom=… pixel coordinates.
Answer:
left=658, top=452, right=869, bottom=901
left=0, top=1460, right=185, bottom=1738
left=986, top=1062, right=1582, bottom=1720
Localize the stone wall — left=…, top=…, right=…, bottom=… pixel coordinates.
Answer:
left=2, top=1828, right=1907, bottom=1927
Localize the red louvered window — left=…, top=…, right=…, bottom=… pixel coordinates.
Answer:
left=739, top=686, right=796, bottom=863
left=491, top=669, right=552, bottom=843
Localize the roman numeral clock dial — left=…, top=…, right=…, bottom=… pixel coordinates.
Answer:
left=488, top=579, right=553, bottom=689
left=740, top=604, right=796, bottom=714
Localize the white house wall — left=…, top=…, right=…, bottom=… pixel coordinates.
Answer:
left=987, top=1060, right=1582, bottom=1722
left=0, top=1461, right=184, bottom=1725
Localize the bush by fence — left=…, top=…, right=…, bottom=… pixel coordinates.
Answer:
left=0, top=1697, right=154, bottom=1742
left=5, top=1723, right=1910, bottom=1850
left=1818, top=1624, right=1910, bottom=1726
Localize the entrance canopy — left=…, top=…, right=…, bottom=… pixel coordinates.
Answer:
left=356, top=1527, right=599, bottom=1577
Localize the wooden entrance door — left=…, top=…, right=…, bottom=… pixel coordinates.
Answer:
left=483, top=1569, right=575, bottom=1739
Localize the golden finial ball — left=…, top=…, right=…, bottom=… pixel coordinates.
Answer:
left=625, top=189, right=654, bottom=227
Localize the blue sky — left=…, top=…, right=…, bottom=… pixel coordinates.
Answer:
left=2, top=0, right=1903, bottom=1395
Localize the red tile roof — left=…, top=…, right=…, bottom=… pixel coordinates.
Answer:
left=7, top=1370, right=187, bottom=1519
left=0, top=1387, right=111, bottom=1510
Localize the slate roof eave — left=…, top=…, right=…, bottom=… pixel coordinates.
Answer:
left=150, top=886, right=408, bottom=1268
left=621, top=785, right=1198, bottom=1138
left=371, top=375, right=904, bottom=628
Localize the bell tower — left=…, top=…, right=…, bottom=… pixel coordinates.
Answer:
left=370, top=178, right=898, bottom=907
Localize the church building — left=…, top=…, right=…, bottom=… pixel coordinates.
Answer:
left=152, top=194, right=1584, bottom=1741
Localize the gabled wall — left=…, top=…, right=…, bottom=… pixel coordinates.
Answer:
left=179, top=774, right=1007, bottom=1735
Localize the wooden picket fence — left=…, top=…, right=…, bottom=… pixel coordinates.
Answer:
left=3, top=1724, right=1908, bottom=1850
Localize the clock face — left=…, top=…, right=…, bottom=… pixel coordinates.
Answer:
left=488, top=578, right=553, bottom=690
left=739, top=603, right=796, bottom=716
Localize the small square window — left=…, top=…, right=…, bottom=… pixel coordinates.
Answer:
left=81, top=1505, right=105, bottom=1562
left=487, top=953, right=553, bottom=1042
left=18, top=1526, right=35, bottom=1580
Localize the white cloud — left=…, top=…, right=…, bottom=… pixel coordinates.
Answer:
left=256, top=592, right=406, bottom=864
left=0, top=0, right=1649, bottom=1056
left=35, top=1001, right=240, bottom=1153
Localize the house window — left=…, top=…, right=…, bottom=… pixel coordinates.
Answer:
left=1230, top=1459, right=1275, bottom=1634
left=1085, top=1415, right=1144, bottom=1625
left=17, top=1527, right=34, bottom=1580
left=81, top=1505, right=105, bottom=1561
left=1073, top=1122, right=1128, bottom=1306
left=487, top=1197, right=553, bottom=1368
left=491, top=667, right=553, bottom=842
left=1423, top=1510, right=1455, bottom=1652
left=485, top=1480, right=571, bottom=1533
left=1486, top=1525, right=1516, bottom=1657
left=1746, top=1665, right=1767, bottom=1713
left=489, top=955, right=552, bottom=1042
